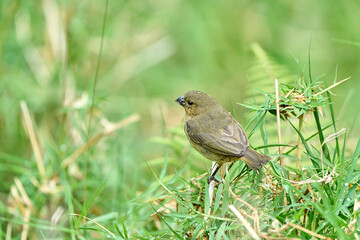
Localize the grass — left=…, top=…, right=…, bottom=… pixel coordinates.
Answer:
left=3, top=72, right=360, bottom=239
left=1, top=0, right=360, bottom=239
left=147, top=76, right=360, bottom=239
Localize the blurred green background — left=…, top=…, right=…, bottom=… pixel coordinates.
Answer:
left=1, top=0, right=360, bottom=238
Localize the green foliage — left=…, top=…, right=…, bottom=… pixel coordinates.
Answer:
left=1, top=0, right=360, bottom=239
left=148, top=96, right=359, bottom=239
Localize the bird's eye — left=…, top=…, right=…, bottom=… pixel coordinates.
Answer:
left=188, top=101, right=194, bottom=105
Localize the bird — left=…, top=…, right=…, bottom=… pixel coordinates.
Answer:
left=175, top=90, right=271, bottom=183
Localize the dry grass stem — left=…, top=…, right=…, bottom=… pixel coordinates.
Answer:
left=14, top=178, right=32, bottom=208
left=190, top=172, right=208, bottom=189
left=20, top=101, right=46, bottom=181
left=322, top=128, right=346, bottom=145
left=261, top=236, right=300, bottom=240
left=313, top=77, right=351, bottom=97
left=284, top=168, right=335, bottom=185
left=9, top=178, right=33, bottom=240
left=229, top=187, right=257, bottom=212
left=229, top=205, right=261, bottom=240
left=320, top=128, right=346, bottom=174
left=70, top=213, right=115, bottom=238
left=287, top=222, right=329, bottom=239
left=62, top=113, right=140, bottom=167
left=229, top=187, right=260, bottom=234
left=6, top=223, right=12, bottom=240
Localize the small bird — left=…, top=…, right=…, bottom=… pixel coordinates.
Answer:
left=175, top=90, right=271, bottom=183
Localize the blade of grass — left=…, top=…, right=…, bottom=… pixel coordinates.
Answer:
left=221, top=171, right=230, bottom=216
left=84, top=0, right=109, bottom=213
left=285, top=122, right=335, bottom=155
left=150, top=204, right=183, bottom=240
left=215, top=222, right=227, bottom=240
left=70, top=213, right=115, bottom=238
left=114, top=223, right=125, bottom=239
left=307, top=38, right=330, bottom=161
left=335, top=136, right=360, bottom=212
left=75, top=181, right=107, bottom=229
left=326, top=67, right=340, bottom=161
left=313, top=107, right=330, bottom=160
left=159, top=153, right=168, bottom=180
left=285, top=182, right=349, bottom=239
left=288, top=120, right=320, bottom=169
left=145, top=161, right=235, bottom=222
left=213, top=184, right=223, bottom=214
left=228, top=97, right=237, bottom=120
left=243, top=110, right=263, bottom=132
left=247, top=111, right=267, bottom=139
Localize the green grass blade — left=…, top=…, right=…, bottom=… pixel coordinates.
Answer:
left=228, top=97, right=237, bottom=119
left=150, top=204, right=183, bottom=240
left=214, top=183, right=224, bottom=214
left=326, top=67, right=340, bottom=160
left=248, top=111, right=267, bottom=139
left=215, top=222, right=227, bottom=240
left=313, top=107, right=330, bottom=160
left=121, top=220, right=129, bottom=239
left=221, top=173, right=230, bottom=216
left=114, top=223, right=125, bottom=239
left=159, top=153, right=168, bottom=180
left=335, top=136, right=360, bottom=211
left=288, top=120, right=320, bottom=169
left=285, top=122, right=335, bottom=155
left=307, top=37, right=330, bottom=160
left=244, top=110, right=263, bottom=131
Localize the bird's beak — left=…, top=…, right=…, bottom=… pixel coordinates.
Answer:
left=175, top=96, right=185, bottom=107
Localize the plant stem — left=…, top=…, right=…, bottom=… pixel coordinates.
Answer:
left=297, top=114, right=303, bottom=170
left=275, top=79, right=283, bottom=166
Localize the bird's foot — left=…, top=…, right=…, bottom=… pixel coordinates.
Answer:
left=207, top=175, right=220, bottom=184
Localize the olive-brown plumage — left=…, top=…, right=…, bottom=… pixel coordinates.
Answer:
left=176, top=90, right=270, bottom=175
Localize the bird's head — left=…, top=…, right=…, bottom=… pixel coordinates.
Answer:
left=175, top=90, right=219, bottom=117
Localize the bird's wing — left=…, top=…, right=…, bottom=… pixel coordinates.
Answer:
left=186, top=118, right=248, bottom=157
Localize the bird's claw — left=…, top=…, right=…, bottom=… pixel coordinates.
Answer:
left=207, top=175, right=220, bottom=184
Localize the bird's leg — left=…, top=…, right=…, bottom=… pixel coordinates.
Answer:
left=206, top=162, right=221, bottom=220
left=208, top=162, right=221, bottom=184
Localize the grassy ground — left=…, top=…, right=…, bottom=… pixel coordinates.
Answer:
left=1, top=0, right=360, bottom=239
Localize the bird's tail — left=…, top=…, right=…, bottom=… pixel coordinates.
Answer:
left=241, top=147, right=271, bottom=170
